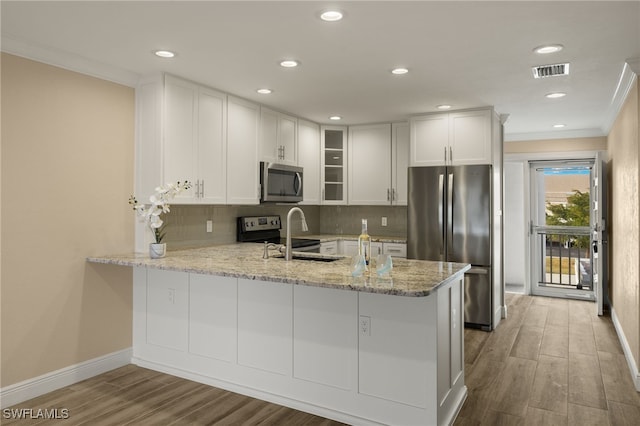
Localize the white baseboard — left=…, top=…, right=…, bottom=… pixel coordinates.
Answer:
left=611, top=308, right=640, bottom=391
left=0, top=347, right=132, bottom=409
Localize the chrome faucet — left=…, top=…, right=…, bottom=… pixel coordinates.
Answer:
left=285, top=207, right=308, bottom=261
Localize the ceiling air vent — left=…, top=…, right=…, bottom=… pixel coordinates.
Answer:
left=532, top=63, right=570, bottom=79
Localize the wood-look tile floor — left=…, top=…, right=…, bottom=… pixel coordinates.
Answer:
left=4, top=294, right=639, bottom=425
left=455, top=293, right=640, bottom=425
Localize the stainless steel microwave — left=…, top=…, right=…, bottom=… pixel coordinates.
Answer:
left=260, top=162, right=303, bottom=203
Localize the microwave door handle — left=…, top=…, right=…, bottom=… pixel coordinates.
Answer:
left=294, top=172, right=302, bottom=196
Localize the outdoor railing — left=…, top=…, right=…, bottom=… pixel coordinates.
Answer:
left=535, top=226, right=592, bottom=290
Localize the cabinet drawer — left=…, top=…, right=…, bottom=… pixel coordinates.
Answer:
left=383, top=243, right=407, bottom=258
left=320, top=241, right=338, bottom=254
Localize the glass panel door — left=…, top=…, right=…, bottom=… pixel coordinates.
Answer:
left=529, top=161, right=595, bottom=300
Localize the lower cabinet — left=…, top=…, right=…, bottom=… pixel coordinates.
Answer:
left=135, top=268, right=465, bottom=426
left=189, top=274, right=237, bottom=362
left=319, top=240, right=338, bottom=255
left=146, top=269, right=189, bottom=351
left=237, top=278, right=292, bottom=375
left=293, top=286, right=357, bottom=390
left=341, top=240, right=406, bottom=258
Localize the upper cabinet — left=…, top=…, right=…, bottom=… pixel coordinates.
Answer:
left=136, top=74, right=259, bottom=205
left=348, top=123, right=409, bottom=206
left=391, top=122, right=410, bottom=205
left=348, top=124, right=392, bottom=205
left=410, top=108, right=493, bottom=166
left=227, top=96, right=260, bottom=205
left=321, top=126, right=348, bottom=205
left=260, top=108, right=297, bottom=165
left=164, top=76, right=227, bottom=204
left=297, top=119, right=321, bottom=205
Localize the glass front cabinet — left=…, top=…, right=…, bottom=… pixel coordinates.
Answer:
left=321, top=126, right=348, bottom=204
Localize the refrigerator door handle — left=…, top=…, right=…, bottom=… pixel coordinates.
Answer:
left=438, top=173, right=445, bottom=255
left=447, top=173, right=454, bottom=258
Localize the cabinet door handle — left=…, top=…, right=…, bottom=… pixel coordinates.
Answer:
left=322, top=188, right=325, bottom=201
left=392, top=188, right=396, bottom=201
left=200, top=180, right=205, bottom=198
left=195, top=180, right=200, bottom=198
left=449, top=146, right=453, bottom=164
left=444, top=146, right=447, bottom=163
left=387, top=188, right=391, bottom=201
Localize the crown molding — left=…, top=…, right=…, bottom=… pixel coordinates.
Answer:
left=1, top=34, right=140, bottom=87
left=600, top=60, right=638, bottom=136
left=505, top=128, right=605, bottom=143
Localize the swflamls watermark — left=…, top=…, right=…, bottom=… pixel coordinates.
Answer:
left=2, top=408, right=70, bottom=420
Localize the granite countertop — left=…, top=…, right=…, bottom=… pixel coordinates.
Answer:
left=87, top=243, right=469, bottom=297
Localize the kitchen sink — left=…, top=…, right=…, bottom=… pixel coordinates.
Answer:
left=272, top=253, right=342, bottom=262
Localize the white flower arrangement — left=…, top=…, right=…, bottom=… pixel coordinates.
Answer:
left=129, top=181, right=192, bottom=244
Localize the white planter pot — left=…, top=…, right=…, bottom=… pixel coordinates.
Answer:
left=149, top=243, right=167, bottom=259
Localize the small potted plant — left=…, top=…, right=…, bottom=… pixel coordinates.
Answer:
left=129, top=181, right=192, bottom=258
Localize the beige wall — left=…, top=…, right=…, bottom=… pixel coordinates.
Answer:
left=1, top=54, right=134, bottom=387
left=607, top=78, right=640, bottom=369
left=505, top=136, right=607, bottom=154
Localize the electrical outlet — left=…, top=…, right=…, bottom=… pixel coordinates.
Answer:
left=206, top=220, right=213, bottom=233
left=381, top=217, right=387, bottom=227
left=168, top=288, right=176, bottom=304
left=359, top=315, right=371, bottom=336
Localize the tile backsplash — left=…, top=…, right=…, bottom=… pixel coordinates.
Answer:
left=319, top=205, right=407, bottom=237
left=163, top=204, right=407, bottom=249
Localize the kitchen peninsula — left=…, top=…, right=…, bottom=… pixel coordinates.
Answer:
left=88, top=244, right=469, bottom=426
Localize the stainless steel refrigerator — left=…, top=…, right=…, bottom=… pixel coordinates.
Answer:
left=407, top=165, right=493, bottom=330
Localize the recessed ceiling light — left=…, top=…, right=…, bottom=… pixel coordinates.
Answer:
left=257, top=88, right=273, bottom=94
left=437, top=104, right=452, bottom=110
left=553, top=124, right=566, bottom=128
left=280, top=60, right=299, bottom=68
left=534, top=44, right=564, bottom=54
left=546, top=92, right=567, bottom=99
left=154, top=50, right=175, bottom=58
left=329, top=115, right=342, bottom=121
left=320, top=10, right=343, bottom=22
left=391, top=67, right=409, bottom=75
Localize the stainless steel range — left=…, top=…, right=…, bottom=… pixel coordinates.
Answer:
left=237, top=215, right=320, bottom=252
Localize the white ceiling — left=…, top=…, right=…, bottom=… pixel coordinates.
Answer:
left=2, top=1, right=639, bottom=141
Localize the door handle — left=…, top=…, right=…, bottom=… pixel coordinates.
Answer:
left=447, top=173, right=454, bottom=258
left=294, top=172, right=302, bottom=196
left=439, top=174, right=445, bottom=256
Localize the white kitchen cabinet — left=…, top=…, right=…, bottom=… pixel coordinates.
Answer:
left=358, top=275, right=464, bottom=418
left=189, top=274, right=237, bottom=362
left=342, top=240, right=382, bottom=257
left=162, top=75, right=228, bottom=203
left=348, top=124, right=392, bottom=205
left=297, top=119, right=321, bottom=204
left=146, top=269, right=189, bottom=351
left=227, top=96, right=260, bottom=204
left=391, top=122, right=409, bottom=205
left=293, top=285, right=357, bottom=390
left=321, top=126, right=348, bottom=204
left=237, top=278, right=292, bottom=375
left=410, top=108, right=492, bottom=166
left=131, top=265, right=467, bottom=426
left=382, top=242, right=407, bottom=258
left=319, top=240, right=338, bottom=255
left=260, top=107, right=297, bottom=165
left=348, top=123, right=409, bottom=206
